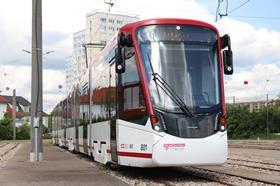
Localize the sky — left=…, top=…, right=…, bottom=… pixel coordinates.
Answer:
left=0, top=0, right=279, bottom=113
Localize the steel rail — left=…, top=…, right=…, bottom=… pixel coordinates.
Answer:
left=0, top=143, right=18, bottom=157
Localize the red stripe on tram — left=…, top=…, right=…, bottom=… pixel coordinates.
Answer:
left=118, top=151, right=152, bottom=159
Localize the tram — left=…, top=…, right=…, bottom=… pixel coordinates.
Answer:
left=52, top=18, right=233, bottom=167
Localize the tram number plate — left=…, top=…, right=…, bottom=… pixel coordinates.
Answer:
left=140, top=144, right=147, bottom=151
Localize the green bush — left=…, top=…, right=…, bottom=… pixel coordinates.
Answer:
left=0, top=124, right=13, bottom=140
left=43, top=133, right=52, bottom=139
left=16, top=123, right=30, bottom=140
left=0, top=112, right=14, bottom=140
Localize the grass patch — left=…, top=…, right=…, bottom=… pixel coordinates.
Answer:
left=96, top=162, right=109, bottom=171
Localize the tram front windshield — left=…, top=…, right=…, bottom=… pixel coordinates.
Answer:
left=136, top=25, right=221, bottom=113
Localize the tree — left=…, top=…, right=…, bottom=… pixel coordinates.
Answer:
left=0, top=112, right=14, bottom=140
left=0, top=124, right=13, bottom=140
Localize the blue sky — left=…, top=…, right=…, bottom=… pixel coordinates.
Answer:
left=0, top=0, right=279, bottom=112
left=198, top=0, right=280, bottom=30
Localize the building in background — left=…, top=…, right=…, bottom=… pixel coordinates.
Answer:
left=85, top=10, right=139, bottom=62
left=66, top=10, right=139, bottom=93
left=0, top=96, right=10, bottom=119
left=235, top=99, right=277, bottom=112
left=66, top=29, right=86, bottom=92
left=0, top=95, right=48, bottom=127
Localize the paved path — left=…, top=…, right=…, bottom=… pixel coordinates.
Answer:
left=0, top=142, right=128, bottom=186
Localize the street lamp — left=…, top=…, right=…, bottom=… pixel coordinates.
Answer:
left=22, top=49, right=55, bottom=55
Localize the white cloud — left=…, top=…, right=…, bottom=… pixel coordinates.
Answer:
left=114, top=0, right=212, bottom=21
left=224, top=63, right=280, bottom=103
left=215, top=18, right=280, bottom=67
left=0, top=65, right=65, bottom=113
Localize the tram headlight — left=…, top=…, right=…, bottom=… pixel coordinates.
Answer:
left=150, top=115, right=162, bottom=132
left=154, top=125, right=161, bottom=131
left=150, top=113, right=166, bottom=132
left=220, top=115, right=227, bottom=132
left=215, top=113, right=227, bottom=132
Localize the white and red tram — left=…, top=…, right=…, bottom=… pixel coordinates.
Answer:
left=52, top=18, right=233, bottom=167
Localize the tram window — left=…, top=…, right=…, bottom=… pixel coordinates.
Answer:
left=79, top=84, right=89, bottom=125
left=79, top=83, right=89, bottom=139
left=91, top=50, right=113, bottom=123
left=119, top=47, right=148, bottom=125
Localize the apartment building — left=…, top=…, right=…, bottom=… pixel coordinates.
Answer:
left=86, top=10, right=139, bottom=62
left=66, top=10, right=139, bottom=92
left=66, top=29, right=86, bottom=92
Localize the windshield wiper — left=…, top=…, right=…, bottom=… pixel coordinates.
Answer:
left=147, top=54, right=194, bottom=117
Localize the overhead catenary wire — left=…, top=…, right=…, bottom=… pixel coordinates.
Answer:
left=228, top=0, right=250, bottom=15
left=216, top=0, right=251, bottom=22
left=228, top=15, right=280, bottom=20
left=216, top=0, right=229, bottom=21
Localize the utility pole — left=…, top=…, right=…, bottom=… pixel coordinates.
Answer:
left=232, top=95, right=235, bottom=115
left=266, top=78, right=269, bottom=137
left=30, top=0, right=43, bottom=162
left=12, top=89, right=16, bottom=141
left=266, top=93, right=269, bottom=137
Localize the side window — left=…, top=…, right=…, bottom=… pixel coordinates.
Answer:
left=62, top=99, right=67, bottom=129
left=118, top=47, right=148, bottom=125
left=91, top=56, right=110, bottom=123
left=80, top=83, right=89, bottom=138
left=67, top=96, right=73, bottom=128
left=74, top=86, right=80, bottom=127
left=80, top=83, right=90, bottom=124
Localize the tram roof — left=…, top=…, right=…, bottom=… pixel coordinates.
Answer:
left=120, top=18, right=219, bottom=34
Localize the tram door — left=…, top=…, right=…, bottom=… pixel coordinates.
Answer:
left=110, top=63, right=118, bottom=163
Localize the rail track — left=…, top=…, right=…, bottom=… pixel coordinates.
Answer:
left=228, top=157, right=280, bottom=167
left=191, top=166, right=279, bottom=186
left=108, top=165, right=275, bottom=186
left=227, top=158, right=280, bottom=173
left=0, top=143, right=9, bottom=149
left=0, top=143, right=19, bottom=158
left=107, top=166, right=227, bottom=186
left=229, top=140, right=280, bottom=151
left=194, top=155, right=280, bottom=186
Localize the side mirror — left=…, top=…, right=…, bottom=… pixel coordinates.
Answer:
left=115, top=33, right=126, bottom=74
left=115, top=33, right=133, bottom=74
left=221, top=34, right=233, bottom=75
left=223, top=50, right=233, bottom=75
left=115, top=47, right=125, bottom=74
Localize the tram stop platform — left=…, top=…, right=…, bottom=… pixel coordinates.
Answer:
left=0, top=142, right=128, bottom=186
